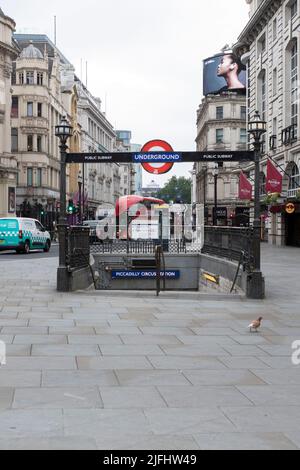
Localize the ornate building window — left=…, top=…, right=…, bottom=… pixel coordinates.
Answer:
left=216, top=106, right=223, bottom=120
left=26, top=71, right=34, bottom=85
left=27, top=102, right=33, bottom=117
left=27, top=168, right=33, bottom=186
left=288, top=163, right=300, bottom=197
left=27, top=135, right=33, bottom=152
left=11, top=96, right=18, bottom=118
left=37, top=136, right=42, bottom=152
left=240, top=128, right=247, bottom=143
left=11, top=128, right=18, bottom=152
left=37, top=103, right=42, bottom=117
left=37, top=168, right=42, bottom=187
left=37, top=72, right=43, bottom=86
left=216, top=129, right=224, bottom=143
left=18, top=72, right=24, bottom=84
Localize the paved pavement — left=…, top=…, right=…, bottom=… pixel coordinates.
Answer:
left=0, top=244, right=300, bottom=450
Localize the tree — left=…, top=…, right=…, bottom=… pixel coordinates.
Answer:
left=157, top=176, right=192, bottom=204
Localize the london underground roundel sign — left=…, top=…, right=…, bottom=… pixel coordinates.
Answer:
left=141, top=139, right=174, bottom=175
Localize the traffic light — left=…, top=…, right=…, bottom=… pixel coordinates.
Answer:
left=67, top=199, right=75, bottom=214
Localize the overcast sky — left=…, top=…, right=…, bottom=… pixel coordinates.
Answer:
left=2, top=0, right=249, bottom=186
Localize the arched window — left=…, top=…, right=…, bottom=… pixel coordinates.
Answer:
left=288, top=163, right=300, bottom=197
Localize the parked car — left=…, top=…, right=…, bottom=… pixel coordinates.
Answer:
left=0, top=218, right=51, bottom=254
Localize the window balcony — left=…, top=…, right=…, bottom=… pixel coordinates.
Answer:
left=288, top=188, right=300, bottom=198
left=281, top=124, right=297, bottom=145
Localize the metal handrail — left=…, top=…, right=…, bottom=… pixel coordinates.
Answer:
left=155, top=245, right=166, bottom=297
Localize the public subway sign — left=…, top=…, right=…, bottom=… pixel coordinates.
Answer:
left=66, top=151, right=254, bottom=164
left=111, top=270, right=180, bottom=279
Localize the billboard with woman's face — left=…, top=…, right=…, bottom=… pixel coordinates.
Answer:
left=203, top=52, right=246, bottom=96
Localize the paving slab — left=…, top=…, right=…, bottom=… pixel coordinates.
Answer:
left=63, top=409, right=152, bottom=438
left=100, top=345, right=164, bottom=356
left=218, top=356, right=271, bottom=369
left=120, top=334, right=181, bottom=345
left=1, top=327, right=48, bottom=335
left=12, top=387, right=103, bottom=409
left=182, top=370, right=266, bottom=386
left=3, top=357, right=77, bottom=370
left=143, top=408, right=236, bottom=434
left=159, top=344, right=229, bottom=357
left=250, top=368, right=300, bottom=385
left=237, top=385, right=300, bottom=406
left=42, top=370, right=118, bottom=388
left=13, top=335, right=67, bottom=345
left=68, top=335, right=122, bottom=345
left=5, top=345, right=31, bottom=356
left=192, top=432, right=297, bottom=450
left=0, top=371, right=41, bottom=388
left=0, top=437, right=98, bottom=450
left=157, top=385, right=253, bottom=407
left=95, top=434, right=200, bottom=450
left=31, top=344, right=101, bottom=356
left=115, top=370, right=191, bottom=387
left=147, top=355, right=227, bottom=370
left=221, top=406, right=300, bottom=432
left=0, top=410, right=63, bottom=438
left=99, top=386, right=167, bottom=408
left=0, top=388, right=14, bottom=410
left=77, top=356, right=154, bottom=370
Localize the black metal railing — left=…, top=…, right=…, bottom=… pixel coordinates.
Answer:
left=281, top=124, right=297, bottom=146
left=202, top=226, right=254, bottom=272
left=67, top=226, right=90, bottom=270
left=90, top=240, right=189, bottom=255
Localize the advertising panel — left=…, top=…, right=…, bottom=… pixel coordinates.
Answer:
left=203, top=52, right=246, bottom=96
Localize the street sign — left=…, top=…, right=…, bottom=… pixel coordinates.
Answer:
left=66, top=150, right=255, bottom=164
left=140, top=140, right=175, bottom=175
left=286, top=203, right=296, bottom=214
left=111, top=270, right=180, bottom=279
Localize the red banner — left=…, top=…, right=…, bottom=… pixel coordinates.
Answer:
left=239, top=172, right=252, bottom=200
left=266, top=159, right=282, bottom=194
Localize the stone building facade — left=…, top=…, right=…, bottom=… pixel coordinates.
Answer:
left=76, top=79, right=122, bottom=218
left=0, top=8, right=18, bottom=218
left=194, top=93, right=249, bottom=226
left=234, top=0, right=300, bottom=246
left=11, top=35, right=72, bottom=230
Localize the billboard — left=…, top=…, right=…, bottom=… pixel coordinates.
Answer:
left=203, top=52, right=246, bottom=96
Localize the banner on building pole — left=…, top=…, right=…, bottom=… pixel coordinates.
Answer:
left=239, top=172, right=252, bottom=200
left=266, top=159, right=283, bottom=194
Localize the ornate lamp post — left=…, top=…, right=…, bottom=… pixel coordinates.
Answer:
left=212, top=165, right=219, bottom=226
left=248, top=111, right=267, bottom=298
left=55, top=116, right=73, bottom=291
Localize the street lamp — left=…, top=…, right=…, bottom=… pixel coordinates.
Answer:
left=55, top=116, right=73, bottom=291
left=248, top=110, right=267, bottom=298
left=212, top=165, right=219, bottom=226
left=77, top=169, right=83, bottom=225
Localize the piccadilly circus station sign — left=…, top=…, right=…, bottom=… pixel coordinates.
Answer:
left=138, top=140, right=179, bottom=175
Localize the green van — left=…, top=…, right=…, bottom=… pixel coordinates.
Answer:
left=0, top=218, right=51, bottom=254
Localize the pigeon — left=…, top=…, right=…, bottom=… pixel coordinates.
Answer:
left=248, top=317, right=263, bottom=333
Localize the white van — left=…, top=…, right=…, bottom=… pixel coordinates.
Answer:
left=0, top=218, right=51, bottom=254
